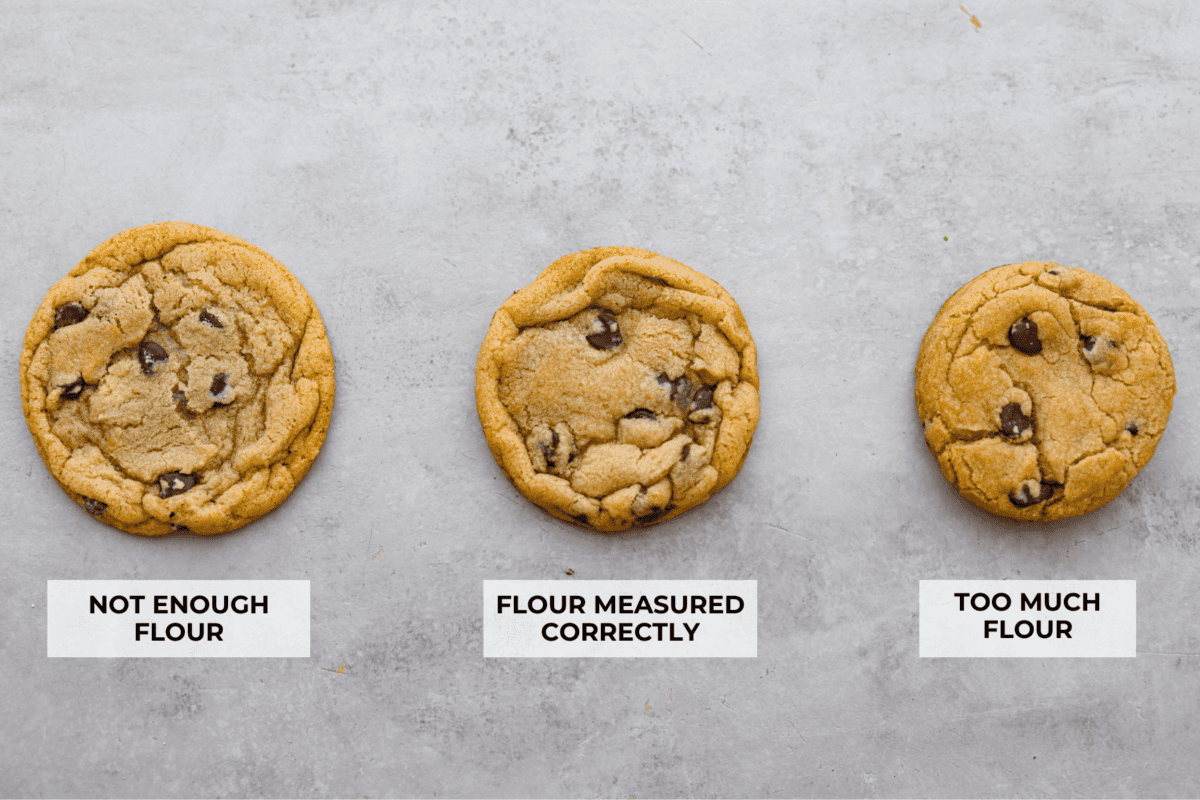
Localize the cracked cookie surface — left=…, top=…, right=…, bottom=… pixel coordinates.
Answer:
left=20, top=222, right=335, bottom=536
left=915, top=262, right=1174, bottom=520
left=476, top=247, right=759, bottom=532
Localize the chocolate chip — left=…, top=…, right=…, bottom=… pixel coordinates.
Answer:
left=1008, top=317, right=1042, bottom=355
left=655, top=374, right=715, bottom=414
left=570, top=513, right=589, bottom=525
left=689, top=385, right=714, bottom=412
left=157, top=472, right=197, bottom=498
left=199, top=309, right=224, bottom=328
left=999, top=403, right=1033, bottom=438
left=61, top=377, right=87, bottom=400
left=680, top=444, right=691, bottom=461
left=625, top=409, right=656, bottom=420
left=54, top=303, right=88, bottom=329
left=1081, top=335, right=1096, bottom=352
left=585, top=310, right=622, bottom=350
left=82, top=497, right=107, bottom=516
left=1009, top=482, right=1056, bottom=508
left=1127, top=423, right=1139, bottom=436
left=1049, top=270, right=1059, bottom=275
left=542, top=430, right=560, bottom=470
left=137, top=341, right=168, bottom=376
left=210, top=373, right=228, bottom=396
left=636, top=506, right=673, bottom=525
left=172, top=388, right=194, bottom=418
left=658, top=373, right=692, bottom=406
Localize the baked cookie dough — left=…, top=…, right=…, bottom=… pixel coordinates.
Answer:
left=915, top=262, right=1174, bottom=520
left=20, top=222, right=335, bottom=536
left=476, top=247, right=759, bottom=532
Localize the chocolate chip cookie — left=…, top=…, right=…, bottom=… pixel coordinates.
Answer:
left=915, top=262, right=1174, bottom=520
left=476, top=247, right=759, bottom=532
left=20, top=222, right=335, bottom=536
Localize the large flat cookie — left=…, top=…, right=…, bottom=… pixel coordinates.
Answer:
left=476, top=247, right=759, bottom=532
left=20, top=222, right=335, bottom=536
left=916, top=262, right=1174, bottom=520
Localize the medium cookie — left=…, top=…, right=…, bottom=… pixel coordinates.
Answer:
left=20, top=222, right=335, bottom=536
left=915, top=262, right=1174, bottom=520
left=476, top=247, right=759, bottom=532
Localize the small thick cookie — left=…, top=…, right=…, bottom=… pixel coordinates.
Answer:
left=476, top=247, right=759, bottom=532
left=916, top=262, right=1174, bottom=520
left=20, top=222, right=335, bottom=536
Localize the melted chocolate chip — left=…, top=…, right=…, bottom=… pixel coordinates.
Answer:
left=655, top=373, right=716, bottom=413
left=1081, top=335, right=1096, bottom=352
left=1127, top=423, right=1139, bottom=436
left=137, top=341, right=168, bottom=376
left=585, top=310, right=622, bottom=350
left=658, top=373, right=692, bottom=406
left=1009, top=482, right=1056, bottom=508
left=689, top=385, right=714, bottom=412
left=625, top=408, right=657, bottom=420
left=636, top=506, right=673, bottom=525
left=199, top=309, right=224, bottom=328
left=157, top=472, right=197, bottom=498
left=61, top=377, right=87, bottom=400
left=542, top=430, right=560, bottom=470
left=680, top=444, right=691, bottom=461
left=210, top=373, right=228, bottom=396
left=82, top=497, right=107, bottom=516
left=1008, top=317, right=1042, bottom=355
left=999, top=403, right=1033, bottom=438
left=54, top=303, right=89, bottom=329
left=570, top=513, right=590, bottom=525
left=172, top=388, right=194, bottom=418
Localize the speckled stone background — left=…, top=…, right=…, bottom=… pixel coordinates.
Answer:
left=3, top=2, right=1199, bottom=797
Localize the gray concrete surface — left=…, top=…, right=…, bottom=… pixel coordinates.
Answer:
left=2, top=1, right=1199, bottom=797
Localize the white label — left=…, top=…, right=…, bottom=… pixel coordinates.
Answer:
left=47, top=580, right=310, bottom=658
left=483, top=580, right=757, bottom=658
left=919, top=580, right=1135, bottom=658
